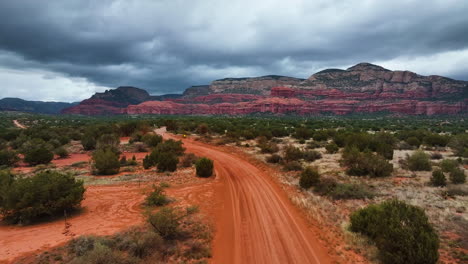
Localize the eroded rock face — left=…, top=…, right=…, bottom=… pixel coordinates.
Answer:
left=62, top=63, right=468, bottom=116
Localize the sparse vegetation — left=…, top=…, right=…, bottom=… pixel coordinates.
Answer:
left=299, top=167, right=320, bottom=189
left=407, top=150, right=432, bottom=171
left=430, top=169, right=446, bottom=187
left=0, top=170, right=85, bottom=224
left=350, top=200, right=439, bottom=264
left=195, top=157, right=214, bottom=177
left=449, top=168, right=466, bottom=184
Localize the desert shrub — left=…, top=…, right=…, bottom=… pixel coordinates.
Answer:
left=55, top=146, right=69, bottom=158
left=157, top=153, right=178, bottom=172
left=266, top=154, right=282, bottom=163
left=430, top=152, right=443, bottom=160
left=0, top=171, right=85, bottom=224
left=195, top=158, right=214, bottom=177
left=142, top=155, right=153, bottom=170
left=184, top=240, right=212, bottom=260
left=349, top=200, right=439, bottom=264
left=96, top=134, right=120, bottom=153
left=81, top=132, right=96, bottom=150
left=23, top=139, right=54, bottom=165
left=181, top=153, right=198, bottom=167
left=375, top=142, right=394, bottom=160
left=423, top=134, right=450, bottom=147
left=430, top=169, right=446, bottom=187
left=449, top=168, right=466, bottom=184
left=328, top=183, right=374, bottom=200
left=406, top=136, right=421, bottom=147
left=294, top=127, right=313, bottom=140
left=146, top=185, right=169, bottom=206
left=445, top=186, right=468, bottom=197
left=284, top=145, right=303, bottom=161
left=307, top=141, right=322, bottom=149
left=148, top=207, right=182, bottom=239
left=439, top=159, right=459, bottom=172
left=312, top=130, right=328, bottom=141
left=69, top=243, right=137, bottom=264
left=299, top=167, right=320, bottom=189
left=0, top=149, right=19, bottom=167
left=92, top=148, right=120, bottom=175
left=283, top=161, right=302, bottom=171
left=325, top=142, right=339, bottom=154
left=342, top=147, right=393, bottom=177
left=259, top=142, right=279, bottom=154
left=448, top=134, right=468, bottom=157
left=155, top=139, right=185, bottom=156
left=303, top=150, right=322, bottom=162
left=313, top=178, right=338, bottom=196
left=407, top=150, right=432, bottom=171
left=142, top=133, right=162, bottom=148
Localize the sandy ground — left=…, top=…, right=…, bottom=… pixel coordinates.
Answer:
left=162, top=130, right=332, bottom=264
left=12, top=120, right=26, bottom=129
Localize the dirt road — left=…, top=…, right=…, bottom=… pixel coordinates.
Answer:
left=163, top=131, right=331, bottom=264
left=12, top=120, right=26, bottom=129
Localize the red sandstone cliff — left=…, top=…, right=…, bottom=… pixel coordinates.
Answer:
left=62, top=63, right=468, bottom=116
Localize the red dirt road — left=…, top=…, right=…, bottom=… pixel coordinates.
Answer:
left=164, top=132, right=331, bottom=264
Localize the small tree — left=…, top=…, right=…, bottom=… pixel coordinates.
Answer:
left=23, top=139, right=54, bottom=166
left=284, top=145, right=303, bottom=161
left=157, top=154, right=178, bottom=172
left=55, top=146, right=69, bottom=158
left=92, top=148, right=120, bottom=175
left=407, top=150, right=432, bottom=171
left=430, top=169, right=446, bottom=187
left=439, top=159, right=458, bottom=173
left=142, top=133, right=162, bottom=148
left=146, top=184, right=169, bottom=206
left=148, top=207, right=181, bottom=239
left=299, top=167, right=320, bottom=189
left=325, top=142, right=339, bottom=154
left=449, top=168, right=466, bottom=184
left=195, top=158, right=214, bottom=178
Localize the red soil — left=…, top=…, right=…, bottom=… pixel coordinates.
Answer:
left=163, top=131, right=332, bottom=264
left=0, top=184, right=147, bottom=263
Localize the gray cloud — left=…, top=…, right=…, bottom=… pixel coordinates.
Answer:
left=0, top=0, right=468, bottom=101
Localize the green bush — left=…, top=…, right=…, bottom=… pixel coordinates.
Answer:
left=350, top=200, right=439, bottom=264
left=55, top=146, right=69, bottom=158
left=406, top=136, right=421, bottom=147
left=23, top=139, right=54, bottom=165
left=439, top=159, right=459, bottom=172
left=283, top=161, right=302, bottom=171
left=258, top=142, right=279, bottom=154
left=142, top=133, right=162, bottom=148
left=266, top=154, right=282, bottom=163
left=325, top=142, right=339, bottom=154
left=92, top=148, right=120, bottom=175
left=0, top=171, right=85, bottom=224
left=303, top=150, right=322, bottom=162
left=430, top=169, right=446, bottom=187
left=195, top=158, right=214, bottom=177
left=407, top=150, right=432, bottom=171
left=155, top=139, right=185, bottom=156
left=0, top=149, right=19, bottom=167
left=148, top=207, right=182, bottom=239
left=448, top=134, right=468, bottom=157
left=449, top=168, right=466, bottom=184
left=146, top=185, right=169, bottom=206
left=328, top=183, right=374, bottom=200
left=342, top=147, right=393, bottom=177
left=69, top=242, right=137, bottom=264
left=299, top=167, right=320, bottom=189
left=284, top=145, right=303, bottom=161
left=157, top=153, right=178, bottom=172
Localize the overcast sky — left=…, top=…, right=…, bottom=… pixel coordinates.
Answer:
left=1, top=0, right=467, bottom=102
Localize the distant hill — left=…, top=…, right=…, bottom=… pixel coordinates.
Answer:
left=45, top=63, right=468, bottom=115
left=0, top=98, right=77, bottom=114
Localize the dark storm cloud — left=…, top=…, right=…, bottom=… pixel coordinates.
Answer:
left=0, top=0, right=468, bottom=101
